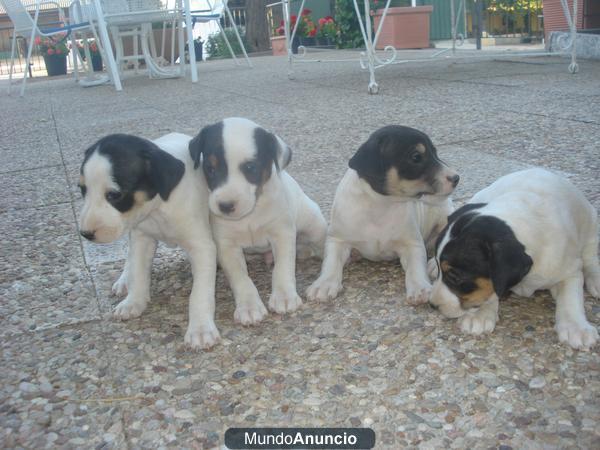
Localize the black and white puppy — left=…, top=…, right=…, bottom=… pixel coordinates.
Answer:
left=79, top=133, right=218, bottom=349
left=189, top=117, right=327, bottom=324
left=307, top=125, right=459, bottom=305
left=430, top=168, right=600, bottom=350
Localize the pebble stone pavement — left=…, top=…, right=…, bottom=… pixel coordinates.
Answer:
left=1, top=49, right=599, bottom=449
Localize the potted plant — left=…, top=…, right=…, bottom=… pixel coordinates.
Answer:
left=297, top=8, right=317, bottom=47
left=36, top=35, right=69, bottom=76
left=317, top=16, right=337, bottom=47
left=78, top=39, right=103, bottom=71
left=371, top=0, right=433, bottom=49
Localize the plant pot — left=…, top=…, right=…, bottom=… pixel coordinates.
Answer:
left=270, top=35, right=287, bottom=56
left=91, top=53, right=103, bottom=71
left=43, top=54, right=67, bottom=76
left=299, top=36, right=316, bottom=47
left=292, top=35, right=300, bottom=54
left=372, top=6, right=433, bottom=50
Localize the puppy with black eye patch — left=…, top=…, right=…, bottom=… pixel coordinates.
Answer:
left=189, top=117, right=327, bottom=325
left=78, top=133, right=219, bottom=349
left=430, top=168, right=600, bottom=350
left=307, top=125, right=459, bottom=305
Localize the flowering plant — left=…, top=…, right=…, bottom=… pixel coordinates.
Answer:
left=35, top=34, right=69, bottom=57
left=275, top=8, right=317, bottom=38
left=317, top=16, right=337, bottom=40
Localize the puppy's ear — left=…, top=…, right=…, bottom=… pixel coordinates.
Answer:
left=274, top=135, right=292, bottom=171
left=144, top=143, right=185, bottom=201
left=189, top=128, right=207, bottom=169
left=489, top=236, right=533, bottom=298
left=348, top=136, right=384, bottom=182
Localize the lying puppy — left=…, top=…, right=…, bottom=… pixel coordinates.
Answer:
left=307, top=125, right=459, bottom=305
left=189, top=118, right=327, bottom=324
left=78, top=133, right=218, bottom=349
left=430, top=168, right=600, bottom=350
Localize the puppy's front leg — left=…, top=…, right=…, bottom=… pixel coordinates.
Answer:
left=306, top=237, right=351, bottom=301
left=552, top=273, right=598, bottom=350
left=397, top=240, right=431, bottom=305
left=113, top=230, right=157, bottom=319
left=219, top=242, right=268, bottom=325
left=458, top=295, right=499, bottom=335
left=268, top=229, right=302, bottom=314
left=185, top=240, right=220, bottom=349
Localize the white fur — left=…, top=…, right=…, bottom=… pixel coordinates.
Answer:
left=431, top=168, right=600, bottom=350
left=210, top=119, right=327, bottom=324
left=79, top=133, right=219, bottom=349
left=307, top=169, right=454, bottom=304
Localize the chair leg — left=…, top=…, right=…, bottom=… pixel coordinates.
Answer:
left=225, top=4, right=251, bottom=67
left=177, top=17, right=185, bottom=77
left=98, top=21, right=122, bottom=91
left=20, top=30, right=37, bottom=97
left=71, top=35, right=80, bottom=81
left=8, top=29, right=17, bottom=95
left=183, top=0, right=197, bottom=82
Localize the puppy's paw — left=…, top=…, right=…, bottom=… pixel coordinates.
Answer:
left=184, top=322, right=221, bottom=350
left=306, top=278, right=342, bottom=302
left=268, top=290, right=302, bottom=314
left=427, top=258, right=439, bottom=280
left=234, top=299, right=268, bottom=325
left=113, top=297, right=146, bottom=320
left=458, top=309, right=497, bottom=335
left=111, top=276, right=128, bottom=297
left=263, top=251, right=274, bottom=267
left=406, top=286, right=432, bottom=306
left=584, top=271, right=600, bottom=298
left=556, top=321, right=598, bottom=350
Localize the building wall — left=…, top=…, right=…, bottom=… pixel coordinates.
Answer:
left=543, top=0, right=584, bottom=41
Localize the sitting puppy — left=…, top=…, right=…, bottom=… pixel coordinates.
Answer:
left=189, top=118, right=327, bottom=324
left=78, top=133, right=218, bottom=349
left=430, top=168, right=600, bottom=350
left=307, top=125, right=459, bottom=305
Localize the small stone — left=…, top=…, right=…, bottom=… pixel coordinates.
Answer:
left=328, top=384, right=346, bottom=396
left=174, top=410, right=195, bottom=420
left=232, top=370, right=246, bottom=380
left=349, top=417, right=361, bottom=427
left=528, top=376, right=546, bottom=389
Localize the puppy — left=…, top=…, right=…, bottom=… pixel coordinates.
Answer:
left=189, top=117, right=327, bottom=325
left=78, top=133, right=218, bottom=349
left=307, top=125, right=459, bottom=304
left=430, top=168, right=600, bottom=350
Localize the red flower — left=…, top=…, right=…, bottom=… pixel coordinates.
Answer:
left=34, top=36, right=42, bottom=45
left=55, top=48, right=62, bottom=54
left=280, top=20, right=284, bottom=26
left=301, top=8, right=311, bottom=16
left=47, top=48, right=55, bottom=55
left=308, top=28, right=316, bottom=37
left=318, top=17, right=326, bottom=26
left=290, top=15, right=297, bottom=23
left=276, top=25, right=285, bottom=35
left=325, top=16, right=334, bottom=23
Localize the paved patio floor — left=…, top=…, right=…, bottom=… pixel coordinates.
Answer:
left=1, top=50, right=599, bottom=449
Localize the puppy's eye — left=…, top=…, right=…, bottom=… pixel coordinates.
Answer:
left=410, top=151, right=423, bottom=163
left=243, top=162, right=257, bottom=173
left=79, top=185, right=87, bottom=197
left=105, top=191, right=122, bottom=202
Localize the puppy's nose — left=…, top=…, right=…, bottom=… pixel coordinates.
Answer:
left=80, top=230, right=95, bottom=241
left=447, top=174, right=460, bottom=187
left=218, top=201, right=236, bottom=215
left=428, top=301, right=439, bottom=310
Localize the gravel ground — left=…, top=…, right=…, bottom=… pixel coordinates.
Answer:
left=1, top=49, right=599, bottom=449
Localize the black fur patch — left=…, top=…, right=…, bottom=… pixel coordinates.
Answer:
left=435, top=203, right=488, bottom=253
left=249, top=127, right=280, bottom=186
left=348, top=125, right=444, bottom=196
left=189, top=122, right=226, bottom=191
left=81, top=134, right=185, bottom=212
left=439, top=213, right=533, bottom=299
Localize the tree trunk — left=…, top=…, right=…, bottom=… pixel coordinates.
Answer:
left=245, top=0, right=270, bottom=52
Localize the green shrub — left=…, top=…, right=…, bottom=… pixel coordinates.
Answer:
left=205, top=27, right=251, bottom=59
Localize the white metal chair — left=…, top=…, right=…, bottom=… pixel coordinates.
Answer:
left=0, top=0, right=118, bottom=95
left=91, top=0, right=195, bottom=81
left=188, top=0, right=251, bottom=67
